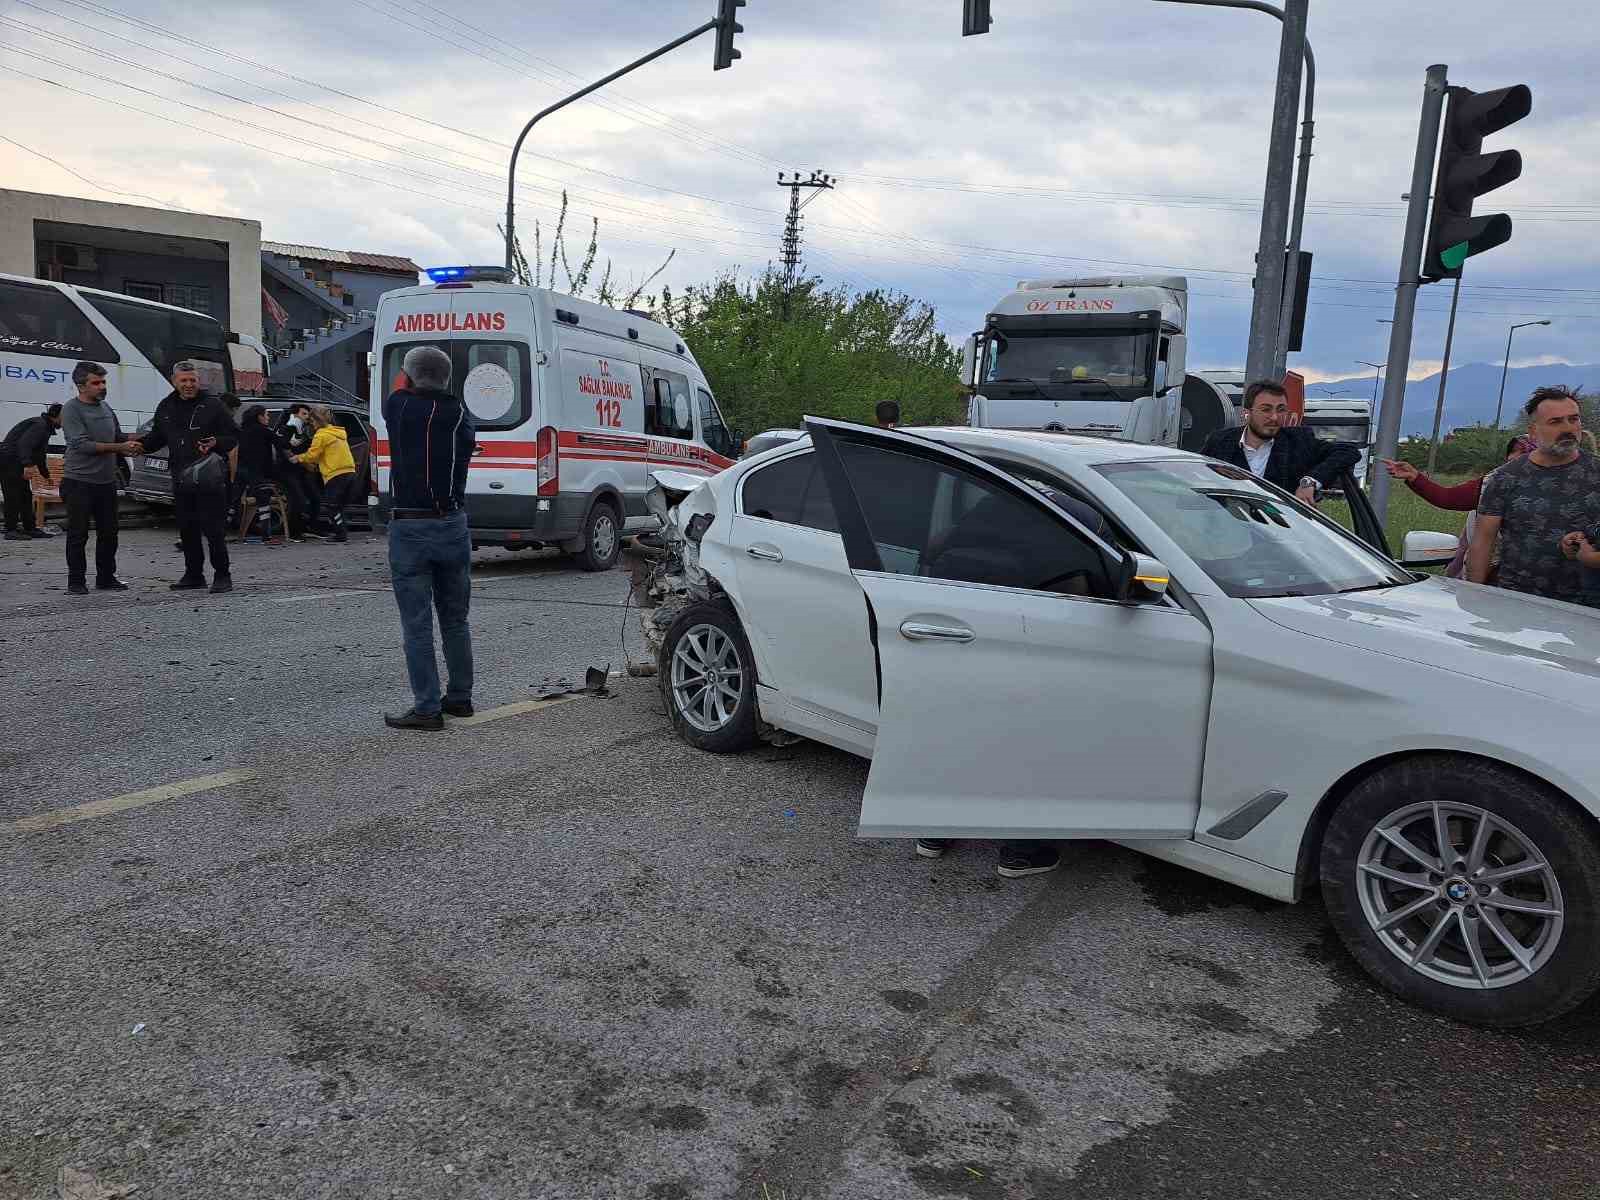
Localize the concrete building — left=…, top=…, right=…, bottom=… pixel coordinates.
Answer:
left=0, top=188, right=264, bottom=385
left=260, top=242, right=420, bottom=404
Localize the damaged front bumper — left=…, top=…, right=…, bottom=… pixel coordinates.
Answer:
left=623, top=470, right=719, bottom=672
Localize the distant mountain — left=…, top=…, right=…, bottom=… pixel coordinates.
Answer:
left=1305, top=362, right=1599, bottom=436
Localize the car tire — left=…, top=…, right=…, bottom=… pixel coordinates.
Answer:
left=575, top=500, right=621, bottom=573
left=1320, top=755, right=1600, bottom=1027
left=658, top=600, right=760, bottom=754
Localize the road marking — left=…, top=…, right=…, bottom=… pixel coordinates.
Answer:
left=451, top=694, right=581, bottom=727
left=267, top=590, right=367, bottom=603
left=4, top=769, right=256, bottom=835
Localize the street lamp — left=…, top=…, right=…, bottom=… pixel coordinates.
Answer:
left=1357, top=361, right=1385, bottom=406
left=1493, top=320, right=1553, bottom=428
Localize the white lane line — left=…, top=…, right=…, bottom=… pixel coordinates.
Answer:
left=451, top=694, right=581, bottom=727
left=267, top=590, right=367, bottom=603
left=4, top=770, right=256, bottom=835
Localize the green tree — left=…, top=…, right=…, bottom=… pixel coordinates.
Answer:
left=651, top=268, right=963, bottom=435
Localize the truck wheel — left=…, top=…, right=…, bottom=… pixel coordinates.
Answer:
left=1320, top=755, right=1600, bottom=1027
left=575, top=500, right=621, bottom=572
left=659, top=601, right=759, bottom=754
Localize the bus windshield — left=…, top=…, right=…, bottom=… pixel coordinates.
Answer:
left=84, top=293, right=233, bottom=394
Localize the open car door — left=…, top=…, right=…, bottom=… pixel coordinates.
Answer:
left=803, top=418, right=1213, bottom=841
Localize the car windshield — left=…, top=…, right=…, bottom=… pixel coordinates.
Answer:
left=1096, top=459, right=1412, bottom=598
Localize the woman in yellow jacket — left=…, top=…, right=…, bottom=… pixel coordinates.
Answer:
left=295, top=406, right=358, bottom=542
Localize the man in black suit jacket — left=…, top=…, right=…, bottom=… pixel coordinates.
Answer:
left=1201, top=379, right=1360, bottom=505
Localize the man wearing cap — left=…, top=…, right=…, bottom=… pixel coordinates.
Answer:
left=134, top=362, right=239, bottom=593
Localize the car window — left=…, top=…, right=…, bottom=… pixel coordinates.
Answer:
left=741, top=452, right=838, bottom=534
left=1097, top=458, right=1411, bottom=598
left=0, top=280, right=118, bottom=361
left=334, top=412, right=368, bottom=443
left=834, top=440, right=1114, bottom=597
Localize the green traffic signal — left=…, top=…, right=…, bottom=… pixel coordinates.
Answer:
left=1422, top=83, right=1531, bottom=281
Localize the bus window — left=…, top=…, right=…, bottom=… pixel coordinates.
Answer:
left=0, top=279, right=118, bottom=361
left=83, top=293, right=232, bottom=393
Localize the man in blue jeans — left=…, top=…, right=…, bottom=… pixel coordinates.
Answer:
left=382, top=345, right=476, bottom=730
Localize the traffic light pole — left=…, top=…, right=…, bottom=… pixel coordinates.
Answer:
left=1152, top=1, right=1316, bottom=379
left=1425, top=272, right=1463, bottom=474
left=503, top=18, right=718, bottom=273
left=1370, top=64, right=1449, bottom=523
left=1242, top=0, right=1308, bottom=385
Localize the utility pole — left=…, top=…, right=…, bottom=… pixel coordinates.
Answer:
left=775, top=170, right=834, bottom=318
left=1370, top=64, right=1448, bottom=523
left=1493, top=319, right=1552, bottom=427
left=1243, top=0, right=1308, bottom=384
left=1425, top=273, right=1463, bottom=474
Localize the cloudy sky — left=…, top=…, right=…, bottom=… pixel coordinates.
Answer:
left=1, top=0, right=1595, bottom=387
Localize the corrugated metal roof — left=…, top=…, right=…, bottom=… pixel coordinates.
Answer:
left=262, top=241, right=420, bottom=275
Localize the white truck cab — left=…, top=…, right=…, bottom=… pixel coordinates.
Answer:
left=369, top=267, right=740, bottom=570
left=962, top=275, right=1222, bottom=449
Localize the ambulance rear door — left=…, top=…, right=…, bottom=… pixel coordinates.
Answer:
left=377, top=288, right=539, bottom=527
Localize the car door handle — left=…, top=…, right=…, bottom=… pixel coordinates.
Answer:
left=899, top=621, right=975, bottom=643
left=745, top=544, right=784, bottom=562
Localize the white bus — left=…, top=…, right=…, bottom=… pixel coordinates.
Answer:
left=0, top=271, right=254, bottom=436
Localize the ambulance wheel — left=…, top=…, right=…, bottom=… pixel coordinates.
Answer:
left=575, top=500, right=621, bottom=572
left=660, top=601, right=760, bottom=754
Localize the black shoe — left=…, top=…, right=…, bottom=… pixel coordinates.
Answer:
left=28, top=529, right=53, bottom=539
left=95, top=577, right=130, bottom=591
left=333, top=530, right=348, bottom=543
left=996, top=844, right=1062, bottom=879
left=385, top=708, right=444, bottom=731
left=3, top=531, right=28, bottom=542
left=169, top=576, right=207, bottom=590
left=210, top=574, right=233, bottom=594
left=915, top=838, right=952, bottom=859
left=442, top=699, right=475, bottom=718
left=67, top=581, right=88, bottom=595
left=303, top=530, right=329, bottom=541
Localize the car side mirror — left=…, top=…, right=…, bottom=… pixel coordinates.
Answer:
left=1115, top=551, right=1171, bottom=603
left=1401, top=530, right=1458, bottom=568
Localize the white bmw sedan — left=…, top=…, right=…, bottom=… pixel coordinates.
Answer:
left=653, top=419, right=1600, bottom=1026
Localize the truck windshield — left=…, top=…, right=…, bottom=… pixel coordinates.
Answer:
left=984, top=331, right=1155, bottom=399
left=1304, top=418, right=1370, bottom=445
left=1096, top=459, right=1410, bottom=599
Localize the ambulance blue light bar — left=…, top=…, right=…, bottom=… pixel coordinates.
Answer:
left=425, top=265, right=512, bottom=284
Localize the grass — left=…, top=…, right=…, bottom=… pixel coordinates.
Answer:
left=1323, top=471, right=1473, bottom=556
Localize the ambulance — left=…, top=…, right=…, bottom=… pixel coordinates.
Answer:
left=369, top=267, right=741, bottom=571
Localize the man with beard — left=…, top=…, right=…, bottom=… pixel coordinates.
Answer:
left=133, top=362, right=239, bottom=593
left=1470, top=385, right=1600, bottom=605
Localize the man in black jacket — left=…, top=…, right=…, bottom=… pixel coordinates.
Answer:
left=1, top=403, right=61, bottom=540
left=131, top=362, right=239, bottom=592
left=1201, top=379, right=1360, bottom=504
left=382, top=345, right=476, bottom=731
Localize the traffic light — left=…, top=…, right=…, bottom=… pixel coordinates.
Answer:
left=1422, top=83, right=1532, bottom=280
left=963, top=1, right=992, bottom=36
left=713, top=0, right=745, bottom=70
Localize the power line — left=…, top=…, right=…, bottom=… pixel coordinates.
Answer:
left=0, top=131, right=184, bottom=211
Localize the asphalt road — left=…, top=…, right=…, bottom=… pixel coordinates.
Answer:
left=2, top=527, right=1598, bottom=1200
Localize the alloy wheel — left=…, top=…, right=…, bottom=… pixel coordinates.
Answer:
left=592, top=512, right=617, bottom=562
left=1356, top=801, right=1564, bottom=990
left=670, top=623, right=745, bottom=733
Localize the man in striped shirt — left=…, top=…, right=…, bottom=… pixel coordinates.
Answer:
left=382, top=345, right=476, bottom=731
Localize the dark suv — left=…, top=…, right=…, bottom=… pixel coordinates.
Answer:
left=126, top=399, right=373, bottom=526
